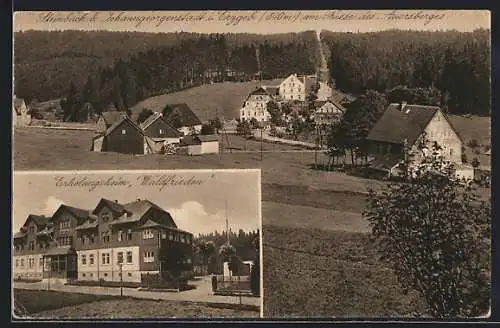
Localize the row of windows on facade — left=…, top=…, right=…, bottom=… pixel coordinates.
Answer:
left=241, top=110, right=268, bottom=117
left=15, top=258, right=43, bottom=269
left=14, top=251, right=192, bottom=269
left=15, top=229, right=192, bottom=251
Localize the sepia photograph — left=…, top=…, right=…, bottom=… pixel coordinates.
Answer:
left=12, top=170, right=262, bottom=319
left=12, top=10, right=491, bottom=319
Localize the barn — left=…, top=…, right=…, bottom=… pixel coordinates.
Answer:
left=91, top=116, right=151, bottom=155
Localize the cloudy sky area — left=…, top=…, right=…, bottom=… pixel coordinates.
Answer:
left=12, top=170, right=261, bottom=236
left=13, top=10, right=490, bottom=34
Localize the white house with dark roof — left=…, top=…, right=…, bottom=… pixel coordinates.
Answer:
left=240, top=87, right=273, bottom=122
left=366, top=102, right=469, bottom=179
left=278, top=74, right=332, bottom=102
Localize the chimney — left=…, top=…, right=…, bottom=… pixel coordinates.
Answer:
left=114, top=200, right=118, bottom=203
left=137, top=198, right=141, bottom=202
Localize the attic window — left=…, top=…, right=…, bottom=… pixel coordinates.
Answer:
left=159, top=129, right=164, bottom=134
left=121, top=129, right=126, bottom=135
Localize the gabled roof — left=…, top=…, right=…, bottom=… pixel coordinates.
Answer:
left=92, top=198, right=127, bottom=215
left=140, top=112, right=183, bottom=137
left=139, top=112, right=162, bottom=130
left=13, top=231, right=26, bottom=239
left=164, top=103, right=202, bottom=127
left=52, top=204, right=90, bottom=225
left=104, top=115, right=146, bottom=137
left=366, top=103, right=441, bottom=146
left=108, top=199, right=173, bottom=226
left=249, top=87, right=270, bottom=96
left=22, top=214, right=50, bottom=228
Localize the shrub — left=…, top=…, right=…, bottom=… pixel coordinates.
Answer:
left=471, top=157, right=480, bottom=168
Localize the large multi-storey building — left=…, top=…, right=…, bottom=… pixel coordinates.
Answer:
left=239, top=87, right=273, bottom=122
left=13, top=198, right=193, bottom=284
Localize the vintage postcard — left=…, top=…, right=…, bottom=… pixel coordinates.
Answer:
left=12, top=169, right=262, bottom=319
left=12, top=10, right=491, bottom=319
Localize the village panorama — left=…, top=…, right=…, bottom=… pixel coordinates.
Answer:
left=12, top=10, right=491, bottom=320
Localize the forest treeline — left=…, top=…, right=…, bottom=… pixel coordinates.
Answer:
left=14, top=30, right=319, bottom=107
left=322, top=29, right=491, bottom=115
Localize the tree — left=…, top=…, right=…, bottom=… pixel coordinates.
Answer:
left=162, top=104, right=174, bottom=117
left=160, top=242, right=191, bottom=290
left=201, top=123, right=215, bottom=135
left=209, top=116, right=223, bottom=133
left=137, top=108, right=154, bottom=123
left=197, top=240, right=216, bottom=275
left=60, top=82, right=81, bottom=122
left=341, top=90, right=388, bottom=166
left=267, top=101, right=283, bottom=126
left=364, top=141, right=491, bottom=318
left=236, top=120, right=252, bottom=138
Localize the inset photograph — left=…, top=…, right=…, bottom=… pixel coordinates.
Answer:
left=12, top=169, right=262, bottom=319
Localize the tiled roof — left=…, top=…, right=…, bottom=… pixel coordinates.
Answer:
left=366, top=103, right=440, bottom=146
left=249, top=87, right=269, bottom=96
left=13, top=231, right=26, bottom=239
left=197, top=135, right=219, bottom=142
left=109, top=199, right=168, bottom=226
left=93, top=198, right=126, bottom=214
left=104, top=116, right=145, bottom=137
left=164, top=103, right=202, bottom=127
left=44, top=246, right=75, bottom=256
left=140, top=113, right=183, bottom=138
left=23, top=214, right=50, bottom=228
left=179, top=135, right=201, bottom=146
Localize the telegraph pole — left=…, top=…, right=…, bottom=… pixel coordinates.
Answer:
left=260, top=127, right=263, bottom=161
left=225, top=200, right=230, bottom=245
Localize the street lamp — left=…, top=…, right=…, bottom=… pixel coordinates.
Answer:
left=119, top=263, right=123, bottom=297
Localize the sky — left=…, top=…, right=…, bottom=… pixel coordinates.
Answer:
left=12, top=170, right=261, bottom=236
left=13, top=10, right=490, bottom=34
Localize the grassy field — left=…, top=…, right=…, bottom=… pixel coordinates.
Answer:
left=14, top=289, right=259, bottom=319
left=12, top=121, right=491, bottom=318
left=262, top=225, right=427, bottom=318
left=131, top=79, right=283, bottom=122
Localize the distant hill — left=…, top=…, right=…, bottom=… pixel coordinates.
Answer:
left=131, top=79, right=284, bottom=122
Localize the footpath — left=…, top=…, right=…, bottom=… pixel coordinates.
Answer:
left=14, top=276, right=260, bottom=307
